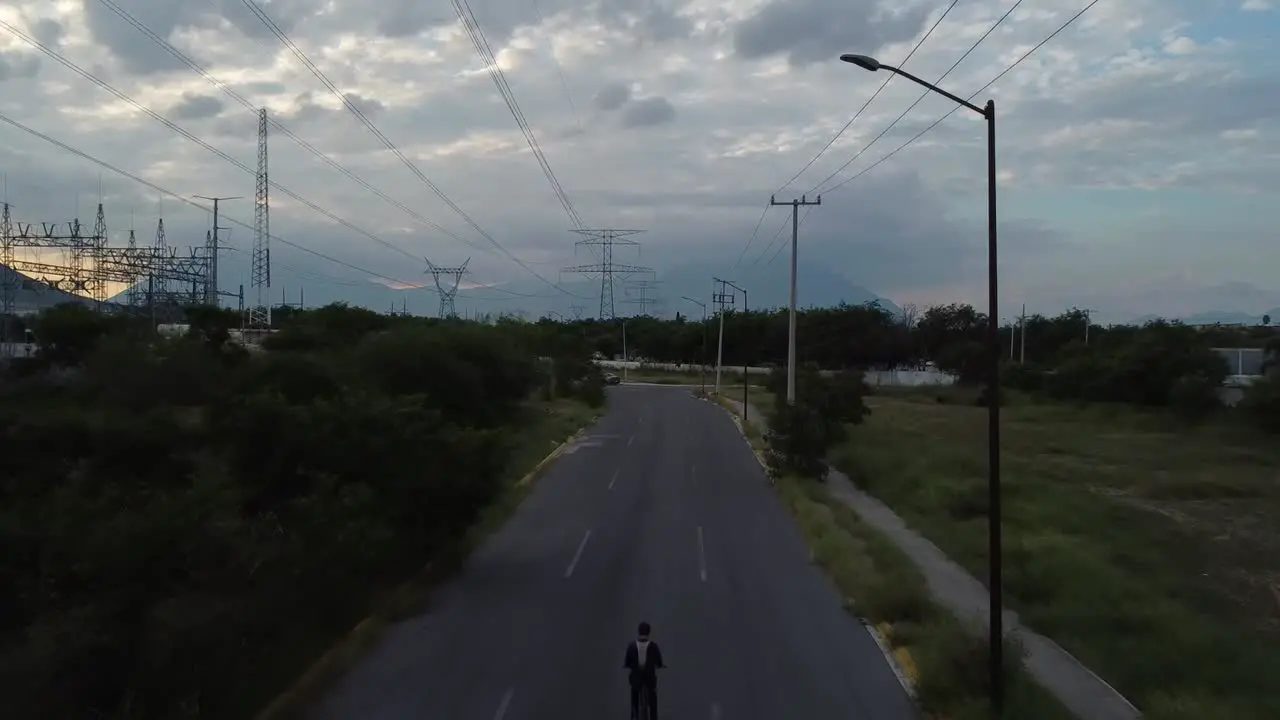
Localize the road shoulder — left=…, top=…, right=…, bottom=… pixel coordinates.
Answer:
left=714, top=394, right=1088, bottom=719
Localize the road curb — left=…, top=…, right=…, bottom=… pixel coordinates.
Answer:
left=711, top=393, right=770, bottom=473
left=256, top=420, right=594, bottom=720
left=515, top=427, right=587, bottom=487
left=863, top=619, right=918, bottom=700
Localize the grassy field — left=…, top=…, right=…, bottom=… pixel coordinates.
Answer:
left=715, top=393, right=1071, bottom=719
left=833, top=386, right=1280, bottom=719
left=257, top=398, right=599, bottom=719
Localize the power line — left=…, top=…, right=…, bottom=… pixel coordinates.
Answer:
left=92, top=0, right=488, bottom=256
left=0, top=109, right=418, bottom=290
left=0, top=17, right=423, bottom=263
left=531, top=0, right=583, bottom=134
left=780, top=0, right=961, bottom=193
left=0, top=107, right=568, bottom=306
left=733, top=0, right=961, bottom=269
left=763, top=206, right=816, bottom=268
left=748, top=209, right=792, bottom=270
left=823, top=0, right=1101, bottom=195
left=450, top=0, right=584, bottom=228
left=238, top=0, right=586, bottom=299
left=809, top=0, right=1027, bottom=195
left=1, top=14, right=563, bottom=303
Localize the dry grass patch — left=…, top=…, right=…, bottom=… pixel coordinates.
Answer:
left=835, top=394, right=1280, bottom=719
left=775, top=474, right=1074, bottom=720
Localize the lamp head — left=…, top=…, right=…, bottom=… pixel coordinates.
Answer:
left=839, top=54, right=881, bottom=72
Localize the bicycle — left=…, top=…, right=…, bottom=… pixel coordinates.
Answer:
left=636, top=684, right=653, bottom=720
left=631, top=665, right=665, bottom=720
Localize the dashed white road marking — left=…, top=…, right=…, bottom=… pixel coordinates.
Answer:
left=697, top=526, right=708, bottom=582
left=564, top=530, right=592, bottom=578
left=608, top=468, right=620, bottom=490
left=710, top=701, right=722, bottom=720
left=628, top=435, right=635, bottom=446
left=493, top=689, right=514, bottom=720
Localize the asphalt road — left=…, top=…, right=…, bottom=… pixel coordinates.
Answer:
left=312, top=385, right=917, bottom=720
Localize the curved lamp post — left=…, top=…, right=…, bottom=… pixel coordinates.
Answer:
left=682, top=296, right=709, bottom=395
left=839, top=52, right=1004, bottom=712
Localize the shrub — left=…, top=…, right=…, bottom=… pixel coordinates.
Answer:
left=763, top=366, right=871, bottom=480
left=575, top=369, right=607, bottom=408
left=765, top=401, right=833, bottom=479
left=1168, top=372, right=1222, bottom=423
left=1239, top=373, right=1280, bottom=433
left=0, top=304, right=565, bottom=719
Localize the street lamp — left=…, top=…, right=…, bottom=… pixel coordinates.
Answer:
left=682, top=296, right=709, bottom=395
left=840, top=52, right=1005, bottom=712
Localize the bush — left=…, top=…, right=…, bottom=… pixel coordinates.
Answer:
left=1239, top=373, right=1280, bottom=433
left=1168, top=372, right=1222, bottom=423
left=0, top=303, right=557, bottom=719
left=575, top=369, right=607, bottom=408
left=763, top=366, right=871, bottom=480
left=766, top=401, right=833, bottom=479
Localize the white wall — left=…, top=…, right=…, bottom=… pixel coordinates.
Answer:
left=594, top=360, right=957, bottom=387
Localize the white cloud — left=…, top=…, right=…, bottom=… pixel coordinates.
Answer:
left=0, top=0, right=1276, bottom=321
left=1222, top=128, right=1259, bottom=141
left=1241, top=0, right=1271, bottom=12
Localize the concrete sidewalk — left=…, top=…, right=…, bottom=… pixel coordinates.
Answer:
left=721, top=396, right=1141, bottom=720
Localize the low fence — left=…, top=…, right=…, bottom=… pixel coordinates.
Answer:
left=1213, top=348, right=1266, bottom=376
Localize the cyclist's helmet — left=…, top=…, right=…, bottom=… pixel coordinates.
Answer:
left=637, top=621, right=651, bottom=638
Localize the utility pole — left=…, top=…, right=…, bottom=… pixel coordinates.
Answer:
left=712, top=277, right=735, bottom=395
left=771, top=194, right=821, bottom=405
left=621, top=317, right=628, bottom=382
left=720, top=278, right=749, bottom=415
left=1019, top=303, right=1026, bottom=364
left=194, top=195, right=241, bottom=306
left=1082, top=308, right=1096, bottom=345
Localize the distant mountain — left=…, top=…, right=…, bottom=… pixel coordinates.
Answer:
left=0, top=264, right=93, bottom=315
left=652, top=261, right=900, bottom=318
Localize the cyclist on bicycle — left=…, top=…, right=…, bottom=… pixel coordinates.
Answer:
left=623, top=621, right=665, bottom=720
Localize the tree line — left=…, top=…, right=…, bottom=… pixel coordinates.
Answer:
left=0, top=302, right=604, bottom=719
left=539, top=302, right=1280, bottom=424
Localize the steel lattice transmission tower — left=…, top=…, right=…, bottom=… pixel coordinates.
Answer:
left=249, top=108, right=272, bottom=328
left=126, top=226, right=144, bottom=308
left=426, top=257, right=470, bottom=318
left=153, top=215, right=168, bottom=299
left=562, top=228, right=649, bottom=319
left=624, top=277, right=662, bottom=315
left=89, top=202, right=108, bottom=305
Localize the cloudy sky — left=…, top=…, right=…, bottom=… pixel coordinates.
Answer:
left=0, top=0, right=1276, bottom=323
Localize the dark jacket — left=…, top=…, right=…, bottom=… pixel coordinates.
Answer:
left=623, top=639, right=665, bottom=686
